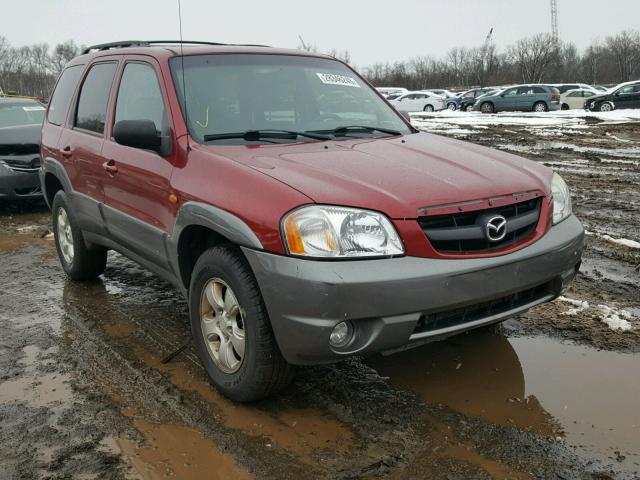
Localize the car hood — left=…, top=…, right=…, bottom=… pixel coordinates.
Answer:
left=202, top=132, right=552, bottom=219
left=585, top=92, right=610, bottom=103
left=0, top=124, right=41, bottom=155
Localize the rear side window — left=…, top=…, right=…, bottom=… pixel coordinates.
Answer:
left=47, top=65, right=83, bottom=126
left=115, top=63, right=167, bottom=134
left=532, top=87, right=546, bottom=93
left=75, top=62, right=117, bottom=134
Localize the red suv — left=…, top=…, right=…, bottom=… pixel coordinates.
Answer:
left=40, top=41, right=584, bottom=401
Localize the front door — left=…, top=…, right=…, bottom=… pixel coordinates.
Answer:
left=100, top=57, right=176, bottom=269
left=500, top=88, right=520, bottom=110
left=614, top=84, right=640, bottom=109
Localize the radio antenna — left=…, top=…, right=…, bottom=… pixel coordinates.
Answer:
left=177, top=0, right=190, bottom=150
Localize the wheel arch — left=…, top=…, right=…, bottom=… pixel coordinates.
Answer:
left=171, top=202, right=263, bottom=290
left=41, top=157, right=73, bottom=209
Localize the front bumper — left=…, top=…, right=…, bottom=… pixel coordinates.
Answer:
left=243, top=215, right=584, bottom=365
left=0, top=162, right=42, bottom=199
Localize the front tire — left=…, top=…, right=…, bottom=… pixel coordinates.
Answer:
left=465, top=104, right=474, bottom=112
left=480, top=102, right=494, bottom=114
left=189, top=245, right=293, bottom=402
left=447, top=102, right=457, bottom=111
left=52, top=191, right=107, bottom=281
left=561, top=103, right=570, bottom=110
left=423, top=104, right=434, bottom=112
left=599, top=102, right=613, bottom=112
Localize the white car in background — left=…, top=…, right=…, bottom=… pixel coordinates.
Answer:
left=560, top=88, right=598, bottom=110
left=376, top=87, right=408, bottom=98
left=390, top=91, right=446, bottom=112
left=551, top=83, right=599, bottom=94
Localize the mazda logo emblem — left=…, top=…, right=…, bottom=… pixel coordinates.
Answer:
left=486, top=215, right=507, bottom=242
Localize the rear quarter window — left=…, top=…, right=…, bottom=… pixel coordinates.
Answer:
left=47, top=65, right=84, bottom=126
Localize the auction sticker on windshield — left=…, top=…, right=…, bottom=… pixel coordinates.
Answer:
left=316, top=73, right=361, bottom=88
left=23, top=106, right=45, bottom=111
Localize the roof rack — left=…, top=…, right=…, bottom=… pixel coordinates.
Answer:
left=81, top=40, right=270, bottom=55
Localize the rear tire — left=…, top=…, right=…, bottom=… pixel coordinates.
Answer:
left=480, top=102, right=494, bottom=114
left=52, top=191, right=107, bottom=281
left=189, top=245, right=293, bottom=402
left=533, top=101, right=548, bottom=112
left=423, top=104, right=434, bottom=112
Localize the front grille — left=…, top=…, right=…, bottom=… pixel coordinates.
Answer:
left=1, top=157, right=41, bottom=172
left=412, top=282, right=553, bottom=335
left=418, top=197, right=542, bottom=253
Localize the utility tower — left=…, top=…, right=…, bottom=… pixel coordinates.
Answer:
left=550, top=0, right=559, bottom=42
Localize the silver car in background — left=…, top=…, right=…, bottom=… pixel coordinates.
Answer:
left=389, top=91, right=446, bottom=113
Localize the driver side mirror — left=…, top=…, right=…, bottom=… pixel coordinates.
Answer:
left=114, top=120, right=161, bottom=152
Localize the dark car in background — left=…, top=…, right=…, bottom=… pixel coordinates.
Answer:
left=585, top=80, right=640, bottom=112
left=0, top=97, right=45, bottom=199
left=473, top=85, right=561, bottom=113
left=456, top=88, right=498, bottom=112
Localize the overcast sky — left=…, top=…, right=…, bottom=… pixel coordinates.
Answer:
left=3, top=0, right=638, bottom=66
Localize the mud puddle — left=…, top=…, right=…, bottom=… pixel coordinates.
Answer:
left=370, top=329, right=640, bottom=472
left=113, top=417, right=253, bottom=480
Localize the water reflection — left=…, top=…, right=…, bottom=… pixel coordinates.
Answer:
left=368, top=330, right=559, bottom=436
left=369, top=329, right=640, bottom=471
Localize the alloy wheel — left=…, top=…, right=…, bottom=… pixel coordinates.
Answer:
left=200, top=278, right=245, bottom=374
left=56, top=207, right=74, bottom=264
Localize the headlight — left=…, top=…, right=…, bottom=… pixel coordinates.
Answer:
left=282, top=205, right=404, bottom=258
left=551, top=172, right=572, bottom=224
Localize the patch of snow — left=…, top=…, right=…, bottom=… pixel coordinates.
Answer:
left=589, top=230, right=640, bottom=249
left=600, top=235, right=640, bottom=249
left=557, top=296, right=590, bottom=316
left=16, top=225, right=39, bottom=233
left=597, top=305, right=634, bottom=331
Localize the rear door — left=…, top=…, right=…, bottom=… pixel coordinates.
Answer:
left=100, top=57, right=176, bottom=268
left=57, top=60, right=119, bottom=232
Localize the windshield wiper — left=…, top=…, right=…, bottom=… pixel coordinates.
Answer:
left=308, top=125, right=403, bottom=137
left=203, top=129, right=330, bottom=142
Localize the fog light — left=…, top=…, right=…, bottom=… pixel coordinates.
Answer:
left=329, top=321, right=352, bottom=348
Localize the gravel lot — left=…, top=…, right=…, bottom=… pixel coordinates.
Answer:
left=1, top=114, right=638, bottom=479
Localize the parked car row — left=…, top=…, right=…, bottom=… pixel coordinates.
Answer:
left=378, top=80, right=640, bottom=114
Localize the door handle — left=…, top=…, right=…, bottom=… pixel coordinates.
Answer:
left=61, top=146, right=74, bottom=158
left=102, top=160, right=118, bottom=174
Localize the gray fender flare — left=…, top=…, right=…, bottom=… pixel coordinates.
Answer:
left=170, top=202, right=262, bottom=250
left=167, top=202, right=263, bottom=288
left=41, top=157, right=73, bottom=207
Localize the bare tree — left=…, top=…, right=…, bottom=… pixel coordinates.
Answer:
left=605, top=30, right=640, bottom=82
left=51, top=40, right=80, bottom=75
left=508, top=33, right=558, bottom=83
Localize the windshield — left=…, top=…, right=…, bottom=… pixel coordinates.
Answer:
left=170, top=54, right=411, bottom=143
left=0, top=101, right=45, bottom=128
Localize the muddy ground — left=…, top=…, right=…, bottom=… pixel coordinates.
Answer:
left=1, top=119, right=639, bottom=479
